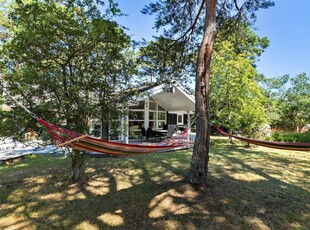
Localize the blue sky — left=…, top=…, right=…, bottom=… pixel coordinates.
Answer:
left=116, top=0, right=310, bottom=79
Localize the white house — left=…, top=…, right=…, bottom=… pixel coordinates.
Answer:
left=119, top=81, right=195, bottom=142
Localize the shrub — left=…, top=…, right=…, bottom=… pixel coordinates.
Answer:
left=271, top=131, right=310, bottom=143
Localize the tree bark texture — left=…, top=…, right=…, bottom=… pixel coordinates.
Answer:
left=71, top=149, right=88, bottom=182
left=188, top=0, right=217, bottom=186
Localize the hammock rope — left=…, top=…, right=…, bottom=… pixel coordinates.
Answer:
left=212, top=125, right=310, bottom=151
left=3, top=88, right=39, bottom=120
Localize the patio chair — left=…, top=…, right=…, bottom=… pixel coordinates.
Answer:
left=146, top=127, right=153, bottom=140
left=140, top=126, right=146, bottom=140
left=166, top=125, right=175, bottom=138
left=166, top=127, right=190, bottom=143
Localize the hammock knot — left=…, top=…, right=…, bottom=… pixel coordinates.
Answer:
left=38, top=118, right=84, bottom=146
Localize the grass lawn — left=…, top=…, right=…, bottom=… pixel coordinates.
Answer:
left=0, top=137, right=309, bottom=230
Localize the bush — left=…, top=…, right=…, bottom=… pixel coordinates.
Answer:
left=271, top=131, right=310, bottom=143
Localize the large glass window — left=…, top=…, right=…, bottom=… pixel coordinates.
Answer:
left=129, top=109, right=144, bottom=139
left=129, top=121, right=144, bottom=139
left=149, top=101, right=156, bottom=110
left=149, top=112, right=156, bottom=129
left=177, top=114, right=183, bottom=124
left=158, top=112, right=165, bottom=120
left=157, top=112, right=166, bottom=130
left=149, top=112, right=156, bottom=120
left=128, top=99, right=168, bottom=139
left=129, top=111, right=144, bottom=120
left=158, top=105, right=165, bottom=111
left=158, top=121, right=165, bottom=129
left=129, top=101, right=144, bottom=110
left=149, top=121, right=155, bottom=129
left=129, top=120, right=144, bottom=128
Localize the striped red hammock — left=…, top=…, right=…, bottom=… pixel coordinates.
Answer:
left=38, top=119, right=192, bottom=155
left=212, top=125, right=310, bottom=151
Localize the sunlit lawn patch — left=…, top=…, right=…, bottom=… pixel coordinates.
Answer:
left=0, top=138, right=309, bottom=229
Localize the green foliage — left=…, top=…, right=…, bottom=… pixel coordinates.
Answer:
left=142, top=0, right=274, bottom=185
left=142, top=1, right=274, bottom=43
left=262, top=73, right=310, bottom=131
left=210, top=24, right=269, bottom=135
left=137, top=36, right=195, bottom=85
left=277, top=73, right=310, bottom=131
left=0, top=0, right=134, bottom=139
left=142, top=1, right=274, bottom=134
left=1, top=111, right=19, bottom=137
left=271, top=131, right=310, bottom=143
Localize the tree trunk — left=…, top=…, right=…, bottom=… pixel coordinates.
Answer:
left=71, top=149, right=88, bottom=182
left=187, top=0, right=217, bottom=186
left=101, top=123, right=109, bottom=140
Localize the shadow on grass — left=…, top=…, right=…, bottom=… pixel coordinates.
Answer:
left=0, top=147, right=309, bottom=229
left=209, top=146, right=309, bottom=229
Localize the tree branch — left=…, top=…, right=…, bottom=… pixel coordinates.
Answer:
left=176, top=0, right=206, bottom=42
left=234, top=0, right=240, bottom=11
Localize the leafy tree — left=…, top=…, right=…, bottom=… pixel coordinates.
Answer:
left=259, top=74, right=290, bottom=127
left=137, top=36, right=195, bottom=86
left=143, top=0, right=274, bottom=186
left=210, top=24, right=269, bottom=136
left=276, top=73, right=310, bottom=131
left=260, top=73, right=310, bottom=132
left=0, top=0, right=133, bottom=181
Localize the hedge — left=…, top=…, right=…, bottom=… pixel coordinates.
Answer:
left=271, top=131, right=310, bottom=143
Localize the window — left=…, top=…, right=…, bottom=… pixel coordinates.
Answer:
left=129, top=120, right=144, bottom=128
left=158, top=121, right=165, bottom=129
left=149, top=112, right=156, bottom=129
left=149, top=121, right=155, bottom=129
left=129, top=121, right=144, bottom=139
left=158, top=105, right=165, bottom=111
left=158, top=112, right=165, bottom=120
left=158, top=112, right=166, bottom=129
left=129, top=101, right=144, bottom=110
left=129, top=107, right=145, bottom=139
left=149, top=112, right=156, bottom=120
left=149, top=101, right=156, bottom=110
left=128, top=99, right=168, bottom=138
left=177, top=114, right=183, bottom=124
left=129, top=111, right=144, bottom=120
